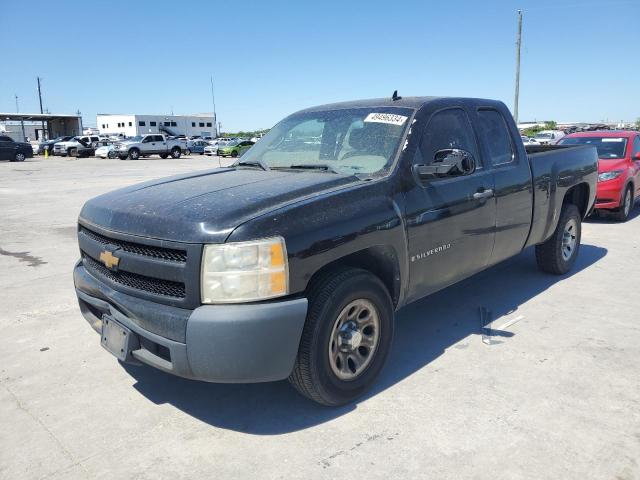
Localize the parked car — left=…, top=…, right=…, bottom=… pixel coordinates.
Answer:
left=74, top=95, right=598, bottom=406
left=521, top=136, right=539, bottom=145
left=53, top=136, right=101, bottom=156
left=559, top=130, right=640, bottom=221
left=74, top=139, right=96, bottom=158
left=0, top=135, right=34, bottom=162
left=185, top=139, right=209, bottom=155
left=95, top=145, right=117, bottom=159
left=533, top=130, right=566, bottom=145
left=217, top=139, right=255, bottom=157
left=31, top=142, right=40, bottom=155
left=40, top=136, right=74, bottom=155
left=113, top=134, right=183, bottom=160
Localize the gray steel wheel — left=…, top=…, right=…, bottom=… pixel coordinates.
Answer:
left=14, top=152, right=26, bottom=162
left=561, top=218, right=578, bottom=261
left=328, top=298, right=380, bottom=381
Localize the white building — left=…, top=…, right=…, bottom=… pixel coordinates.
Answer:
left=96, top=113, right=216, bottom=138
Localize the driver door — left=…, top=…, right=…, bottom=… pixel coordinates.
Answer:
left=405, top=107, right=496, bottom=302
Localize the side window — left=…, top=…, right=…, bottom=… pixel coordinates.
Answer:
left=476, top=109, right=515, bottom=166
left=156, top=135, right=165, bottom=142
left=632, top=136, right=640, bottom=157
left=0, top=136, right=13, bottom=142
left=150, top=121, right=157, bottom=127
left=418, top=108, right=480, bottom=167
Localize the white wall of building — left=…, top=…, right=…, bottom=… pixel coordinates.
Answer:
left=97, top=114, right=216, bottom=137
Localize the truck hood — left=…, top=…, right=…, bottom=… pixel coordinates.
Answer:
left=79, top=168, right=360, bottom=243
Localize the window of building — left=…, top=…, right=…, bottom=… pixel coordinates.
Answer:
left=139, top=121, right=146, bottom=126
left=129, top=122, right=132, bottom=127
left=150, top=121, right=157, bottom=127
left=164, top=121, right=170, bottom=126
left=101, top=124, right=105, bottom=129
left=191, top=122, right=196, bottom=127
left=199, top=122, right=205, bottom=127
left=206, top=122, right=212, bottom=127
left=170, top=121, right=177, bottom=127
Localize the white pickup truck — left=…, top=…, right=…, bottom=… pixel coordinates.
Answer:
left=114, top=134, right=183, bottom=160
left=53, top=135, right=100, bottom=156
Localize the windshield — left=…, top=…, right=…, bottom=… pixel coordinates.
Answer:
left=126, top=136, right=144, bottom=142
left=239, top=107, right=413, bottom=176
left=226, top=140, right=240, bottom=147
left=559, top=136, right=628, bottom=159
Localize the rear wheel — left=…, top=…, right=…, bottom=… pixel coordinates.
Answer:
left=536, top=203, right=581, bottom=275
left=170, top=147, right=181, bottom=159
left=68, top=148, right=77, bottom=157
left=159, top=153, right=169, bottom=159
left=128, top=148, right=140, bottom=160
left=289, top=268, right=394, bottom=406
left=613, top=186, right=633, bottom=222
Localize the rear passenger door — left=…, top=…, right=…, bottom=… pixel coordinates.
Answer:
left=474, top=107, right=532, bottom=265
left=405, top=107, right=496, bottom=301
left=632, top=135, right=640, bottom=197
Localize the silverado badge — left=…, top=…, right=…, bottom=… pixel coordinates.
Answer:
left=99, top=250, right=120, bottom=269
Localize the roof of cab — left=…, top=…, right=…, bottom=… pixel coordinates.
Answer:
left=296, top=96, right=505, bottom=113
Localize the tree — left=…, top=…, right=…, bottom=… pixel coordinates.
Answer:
left=544, top=121, right=557, bottom=130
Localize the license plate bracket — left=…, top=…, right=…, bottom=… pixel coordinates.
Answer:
left=101, top=316, right=132, bottom=361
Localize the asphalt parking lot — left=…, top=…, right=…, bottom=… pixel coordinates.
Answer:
left=1, top=155, right=639, bottom=479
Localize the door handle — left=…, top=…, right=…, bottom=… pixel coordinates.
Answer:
left=473, top=189, right=494, bottom=200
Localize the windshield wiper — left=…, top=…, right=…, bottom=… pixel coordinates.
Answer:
left=234, top=159, right=270, bottom=171
left=285, top=164, right=340, bottom=174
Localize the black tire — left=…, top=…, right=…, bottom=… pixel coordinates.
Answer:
left=289, top=268, right=394, bottom=406
left=118, top=155, right=128, bottom=160
left=231, top=150, right=238, bottom=157
left=613, top=186, right=634, bottom=222
left=68, top=148, right=77, bottom=157
left=536, top=203, right=581, bottom=275
left=159, top=153, right=169, bottom=159
left=171, top=147, right=181, bottom=159
left=107, top=151, right=117, bottom=159
left=128, top=148, right=140, bottom=160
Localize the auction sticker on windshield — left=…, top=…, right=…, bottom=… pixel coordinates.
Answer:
left=364, top=113, right=408, bottom=126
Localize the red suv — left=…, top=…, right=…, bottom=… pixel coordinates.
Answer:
left=559, top=131, right=640, bottom=221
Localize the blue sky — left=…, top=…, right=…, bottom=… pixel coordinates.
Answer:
left=1, top=0, right=638, bottom=131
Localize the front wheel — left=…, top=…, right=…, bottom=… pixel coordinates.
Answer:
left=613, top=186, right=634, bottom=222
left=231, top=150, right=238, bottom=157
left=289, top=268, right=394, bottom=406
left=12, top=152, right=26, bottom=162
left=128, top=148, right=140, bottom=160
left=536, top=203, right=581, bottom=275
left=159, top=153, right=169, bottom=159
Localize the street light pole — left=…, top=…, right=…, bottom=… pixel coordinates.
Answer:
left=15, top=94, right=26, bottom=141
left=37, top=76, right=46, bottom=140
left=210, top=76, right=218, bottom=138
left=514, top=9, right=523, bottom=125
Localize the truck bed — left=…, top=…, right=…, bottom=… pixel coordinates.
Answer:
left=524, top=144, right=598, bottom=248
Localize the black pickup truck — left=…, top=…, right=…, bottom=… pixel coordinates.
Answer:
left=74, top=96, right=598, bottom=405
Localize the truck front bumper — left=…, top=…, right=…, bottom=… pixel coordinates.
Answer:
left=74, top=262, right=308, bottom=383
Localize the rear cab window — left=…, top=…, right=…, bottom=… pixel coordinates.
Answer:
left=475, top=109, right=515, bottom=166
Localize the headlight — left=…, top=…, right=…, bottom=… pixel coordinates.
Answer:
left=201, top=237, right=288, bottom=304
left=598, top=170, right=623, bottom=182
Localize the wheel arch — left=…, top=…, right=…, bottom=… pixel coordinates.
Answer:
left=304, top=246, right=401, bottom=309
left=563, top=182, right=591, bottom=218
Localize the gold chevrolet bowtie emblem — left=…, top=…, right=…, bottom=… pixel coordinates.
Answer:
left=99, top=250, right=120, bottom=269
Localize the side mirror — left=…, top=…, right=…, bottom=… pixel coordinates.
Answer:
left=414, top=149, right=476, bottom=180
left=634, top=152, right=640, bottom=161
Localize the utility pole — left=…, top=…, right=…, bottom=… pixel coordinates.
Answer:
left=210, top=76, right=218, bottom=138
left=15, top=94, right=26, bottom=141
left=37, top=77, right=46, bottom=140
left=514, top=9, right=523, bottom=125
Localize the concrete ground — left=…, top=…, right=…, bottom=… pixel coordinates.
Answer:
left=1, top=155, right=638, bottom=480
